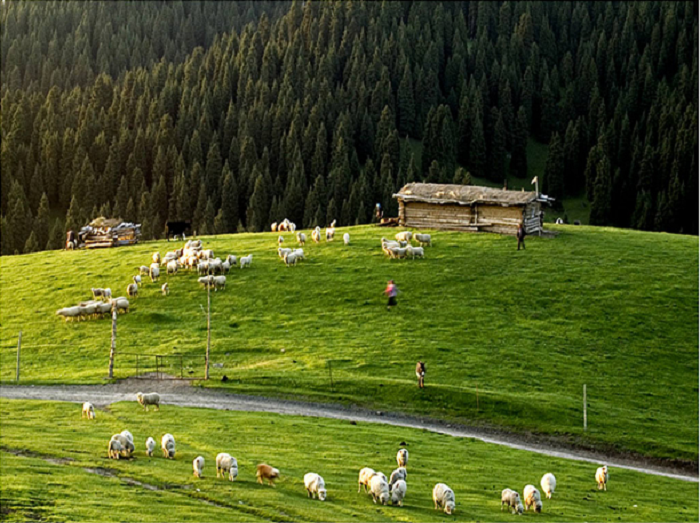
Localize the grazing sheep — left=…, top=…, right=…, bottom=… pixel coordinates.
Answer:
left=555, top=218, right=564, bottom=225
left=221, top=260, right=230, bottom=273
left=113, top=297, right=129, bottom=313
left=271, top=222, right=278, bottom=232
left=161, top=433, right=175, bottom=458
left=395, top=231, right=413, bottom=242
left=396, top=449, right=408, bottom=468
left=82, top=402, right=95, bottom=419
left=370, top=474, right=390, bottom=505
left=239, top=254, right=253, bottom=269
left=146, top=437, right=156, bottom=457
left=501, top=488, right=524, bottom=514
left=391, top=479, right=407, bottom=506
left=358, top=467, right=376, bottom=493
left=149, top=264, right=160, bottom=282
left=296, top=232, right=306, bottom=246
left=256, top=463, right=280, bottom=486
left=311, top=227, right=321, bottom=243
left=91, top=288, right=106, bottom=300
left=213, top=275, right=226, bottom=291
left=198, top=276, right=214, bottom=289
left=161, top=283, right=169, bottom=296
left=540, top=473, right=556, bottom=499
left=56, top=306, right=81, bottom=321
left=152, top=252, right=161, bottom=264
left=197, top=261, right=210, bottom=275
left=406, top=245, right=424, bottom=259
left=343, top=232, right=350, bottom=245
left=133, top=275, right=142, bottom=286
left=278, top=247, right=293, bottom=259
left=216, top=453, right=238, bottom=481
left=387, top=246, right=407, bottom=259
left=278, top=235, right=284, bottom=246
left=121, top=430, right=134, bottom=444
left=208, top=259, right=223, bottom=275
left=304, top=473, right=327, bottom=501
left=433, top=483, right=455, bottom=515
left=139, top=265, right=150, bottom=275
left=523, top=485, right=542, bottom=512
left=108, top=438, right=122, bottom=459
left=193, top=456, right=205, bottom=478
left=289, top=221, right=296, bottom=233
left=278, top=219, right=289, bottom=232
left=136, top=392, right=160, bottom=411
left=127, top=283, right=138, bottom=298
left=389, top=467, right=407, bottom=488
left=284, top=251, right=301, bottom=267
left=166, top=260, right=178, bottom=275
left=413, top=233, right=432, bottom=247
left=226, top=255, right=237, bottom=266
left=103, top=288, right=112, bottom=300
left=596, top=465, right=608, bottom=490
left=325, top=227, right=335, bottom=241
left=110, top=434, right=134, bottom=457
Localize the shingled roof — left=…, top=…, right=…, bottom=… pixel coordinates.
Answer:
left=394, top=183, right=539, bottom=206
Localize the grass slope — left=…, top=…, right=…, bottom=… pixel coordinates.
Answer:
left=0, top=225, right=697, bottom=462
left=1, top=399, right=696, bottom=522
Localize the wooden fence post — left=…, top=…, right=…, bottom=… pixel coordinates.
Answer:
left=583, top=384, right=587, bottom=432
left=108, top=303, right=117, bottom=379
left=16, top=331, right=22, bottom=382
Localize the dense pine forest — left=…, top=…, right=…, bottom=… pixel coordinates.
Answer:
left=1, top=1, right=697, bottom=254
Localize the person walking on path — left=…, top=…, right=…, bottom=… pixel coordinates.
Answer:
left=516, top=223, right=526, bottom=250
left=384, top=280, right=399, bottom=311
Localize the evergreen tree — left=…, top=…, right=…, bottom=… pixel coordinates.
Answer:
left=488, top=108, right=506, bottom=182
left=24, top=231, right=39, bottom=254
left=468, top=108, right=486, bottom=179
left=34, top=193, right=51, bottom=250
left=220, top=170, right=239, bottom=232
left=47, top=218, right=64, bottom=251
left=246, top=171, right=270, bottom=232
left=397, top=63, right=416, bottom=137
left=510, top=106, right=529, bottom=178
left=543, top=132, right=565, bottom=201
left=589, top=154, right=613, bottom=226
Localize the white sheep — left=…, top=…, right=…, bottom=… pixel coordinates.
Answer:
left=343, top=232, right=350, bottom=245
left=216, top=453, right=238, bottom=481
left=278, top=235, right=284, bottom=246
left=208, top=259, right=223, bottom=274
left=149, top=264, right=160, bottom=282
left=284, top=251, right=300, bottom=267
left=120, top=430, right=134, bottom=444
left=413, top=233, right=432, bottom=247
left=108, top=437, right=122, bottom=459
left=139, top=265, right=150, bottom=275
left=289, top=221, right=296, bottom=233
left=193, top=456, right=205, bottom=478
left=222, top=260, right=230, bottom=273
left=297, top=232, right=306, bottom=246
left=136, top=392, right=160, bottom=411
left=103, top=288, right=112, bottom=300
left=389, top=467, right=407, bottom=488
left=304, top=473, right=327, bottom=501
left=126, top=283, right=138, bottom=298
left=358, top=467, right=375, bottom=493
left=82, top=402, right=95, bottom=419
left=395, top=231, right=413, bottom=242
left=91, top=288, right=106, bottom=300
left=406, top=245, right=424, bottom=259
left=133, top=275, right=142, bottom=286
left=198, top=261, right=210, bottom=275
left=113, top=297, right=129, bottom=313
left=152, top=252, right=161, bottom=264
left=325, top=227, right=335, bottom=241
left=198, top=275, right=214, bottom=288
left=278, top=247, right=293, bottom=259
left=523, top=484, right=542, bottom=512
left=501, top=488, right=523, bottom=514
left=213, top=275, right=226, bottom=291
left=271, top=222, right=278, bottom=232
left=293, top=248, right=305, bottom=260
left=56, top=306, right=81, bottom=321
left=540, top=473, right=556, bottom=499
left=166, top=260, right=178, bottom=275
left=391, top=479, right=407, bottom=506
left=311, top=226, right=321, bottom=243
left=370, top=474, right=390, bottom=505
left=161, top=433, right=175, bottom=458
left=110, top=433, right=134, bottom=457
left=226, top=254, right=237, bottom=266
left=161, top=283, right=169, bottom=296
left=596, top=465, right=608, bottom=490
left=396, top=448, right=408, bottom=467
left=146, top=437, right=156, bottom=457
left=239, top=254, right=253, bottom=268
left=432, top=483, right=455, bottom=514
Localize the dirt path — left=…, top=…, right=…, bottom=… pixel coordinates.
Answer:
left=1, top=380, right=696, bottom=483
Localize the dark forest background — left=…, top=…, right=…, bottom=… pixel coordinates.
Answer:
left=1, top=1, right=697, bottom=254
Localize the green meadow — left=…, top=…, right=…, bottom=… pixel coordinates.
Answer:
left=0, top=399, right=696, bottom=522
left=0, top=225, right=697, bottom=462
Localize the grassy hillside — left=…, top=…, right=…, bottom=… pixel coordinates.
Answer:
left=0, top=225, right=697, bottom=462
left=1, top=399, right=696, bottom=522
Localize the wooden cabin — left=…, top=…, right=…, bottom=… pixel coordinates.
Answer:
left=393, top=183, right=553, bottom=236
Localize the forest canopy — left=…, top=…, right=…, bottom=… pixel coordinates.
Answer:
left=1, top=1, right=697, bottom=254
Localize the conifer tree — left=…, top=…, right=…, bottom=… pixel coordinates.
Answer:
left=47, top=218, right=64, bottom=251
left=543, top=132, right=565, bottom=201
left=24, top=231, right=39, bottom=254
left=34, top=193, right=51, bottom=250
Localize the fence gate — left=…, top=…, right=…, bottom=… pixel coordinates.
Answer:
left=117, top=352, right=204, bottom=380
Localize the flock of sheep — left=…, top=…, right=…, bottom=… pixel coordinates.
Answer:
left=83, top=395, right=610, bottom=516
left=55, top=288, right=130, bottom=321
left=381, top=231, right=431, bottom=259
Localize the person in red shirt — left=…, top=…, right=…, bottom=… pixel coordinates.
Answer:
left=384, top=280, right=399, bottom=311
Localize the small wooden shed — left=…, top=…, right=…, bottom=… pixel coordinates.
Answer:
left=393, top=183, right=553, bottom=236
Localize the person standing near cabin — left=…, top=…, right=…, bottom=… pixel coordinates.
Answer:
left=516, top=223, right=526, bottom=250
left=384, top=280, right=399, bottom=311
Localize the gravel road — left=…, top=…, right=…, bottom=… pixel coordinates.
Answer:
left=1, top=380, right=696, bottom=483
